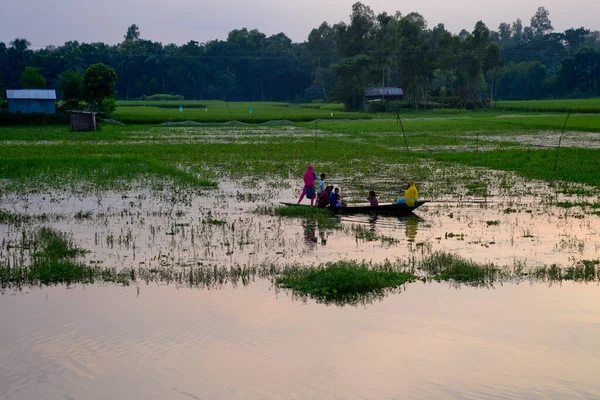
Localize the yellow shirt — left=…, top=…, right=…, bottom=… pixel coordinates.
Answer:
left=404, top=184, right=418, bottom=207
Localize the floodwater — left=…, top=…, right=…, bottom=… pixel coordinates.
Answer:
left=2, top=173, right=600, bottom=399
left=2, top=282, right=600, bottom=399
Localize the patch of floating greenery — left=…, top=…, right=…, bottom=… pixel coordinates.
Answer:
left=0, top=227, right=92, bottom=288
left=275, top=261, right=416, bottom=305
left=74, top=210, right=93, bottom=219
left=352, top=225, right=399, bottom=245
left=555, top=201, right=600, bottom=209
left=0, top=209, right=57, bottom=226
left=271, top=205, right=341, bottom=230
left=0, top=209, right=32, bottom=225
left=203, top=218, right=227, bottom=226
left=419, top=251, right=500, bottom=284
left=3, top=229, right=600, bottom=305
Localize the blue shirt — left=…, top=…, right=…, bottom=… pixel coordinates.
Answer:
left=329, top=192, right=338, bottom=207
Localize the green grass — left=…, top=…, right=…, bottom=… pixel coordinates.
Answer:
left=1, top=104, right=600, bottom=195
left=352, top=225, right=399, bottom=245
left=496, top=98, right=600, bottom=113
left=301, top=111, right=600, bottom=133
left=275, top=261, right=416, bottom=305
left=203, top=218, right=226, bottom=226
left=114, top=100, right=365, bottom=124
left=0, top=155, right=216, bottom=192
left=3, top=228, right=600, bottom=303
left=421, top=148, right=600, bottom=189
left=273, top=206, right=341, bottom=230
left=274, top=205, right=330, bottom=218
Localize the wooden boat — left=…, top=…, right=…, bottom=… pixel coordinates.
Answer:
left=280, top=200, right=428, bottom=215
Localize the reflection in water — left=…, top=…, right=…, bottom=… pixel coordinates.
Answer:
left=301, top=218, right=332, bottom=247
left=302, top=219, right=318, bottom=247
left=398, top=215, right=420, bottom=242
left=368, top=214, right=379, bottom=229
left=2, top=283, right=600, bottom=399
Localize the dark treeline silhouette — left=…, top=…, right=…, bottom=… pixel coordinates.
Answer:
left=0, top=4, right=599, bottom=109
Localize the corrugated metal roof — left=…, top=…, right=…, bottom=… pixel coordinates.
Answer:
left=6, top=90, right=57, bottom=100
left=365, top=87, right=404, bottom=97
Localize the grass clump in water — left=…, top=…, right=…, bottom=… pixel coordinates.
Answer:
left=275, top=261, right=416, bottom=304
left=352, top=225, right=399, bottom=245
left=274, top=205, right=330, bottom=218
left=274, top=205, right=340, bottom=230
left=1, top=227, right=93, bottom=288
left=203, top=218, right=226, bottom=226
left=419, top=251, right=500, bottom=284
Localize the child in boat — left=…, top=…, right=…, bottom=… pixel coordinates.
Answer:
left=396, top=182, right=418, bottom=206
left=318, top=185, right=332, bottom=208
left=297, top=164, right=317, bottom=205
left=367, top=190, right=379, bottom=206
left=317, top=173, right=326, bottom=197
left=330, top=187, right=347, bottom=208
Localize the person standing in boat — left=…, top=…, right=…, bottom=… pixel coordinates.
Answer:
left=317, top=173, right=326, bottom=198
left=396, top=182, right=418, bottom=206
left=297, top=164, right=317, bottom=205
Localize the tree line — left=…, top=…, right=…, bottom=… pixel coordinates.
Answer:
left=1, top=4, right=599, bottom=111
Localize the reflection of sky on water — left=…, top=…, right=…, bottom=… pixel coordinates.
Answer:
left=1, top=282, right=600, bottom=399
left=2, top=175, right=600, bottom=398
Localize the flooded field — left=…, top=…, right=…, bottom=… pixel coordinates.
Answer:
left=2, top=123, right=600, bottom=399
left=1, top=178, right=600, bottom=271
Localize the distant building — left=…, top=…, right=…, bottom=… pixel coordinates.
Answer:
left=6, top=89, right=57, bottom=114
left=365, top=87, right=404, bottom=102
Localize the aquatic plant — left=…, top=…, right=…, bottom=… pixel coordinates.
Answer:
left=275, top=261, right=416, bottom=305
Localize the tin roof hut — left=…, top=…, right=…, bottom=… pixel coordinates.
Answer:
left=6, top=90, right=57, bottom=114
left=365, top=87, right=404, bottom=102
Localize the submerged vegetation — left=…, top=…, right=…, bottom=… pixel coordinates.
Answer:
left=2, top=228, right=599, bottom=306
left=275, top=261, right=416, bottom=305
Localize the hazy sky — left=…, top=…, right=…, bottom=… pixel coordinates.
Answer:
left=1, top=0, right=598, bottom=47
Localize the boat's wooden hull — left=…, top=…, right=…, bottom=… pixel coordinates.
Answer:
left=280, top=201, right=428, bottom=215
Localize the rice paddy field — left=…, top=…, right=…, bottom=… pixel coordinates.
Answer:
left=1, top=105, right=600, bottom=399
left=496, top=98, right=600, bottom=113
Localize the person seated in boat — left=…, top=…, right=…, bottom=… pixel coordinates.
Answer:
left=329, top=187, right=347, bottom=208
left=317, top=185, right=332, bottom=208
left=366, top=190, right=379, bottom=206
left=396, top=182, right=418, bottom=206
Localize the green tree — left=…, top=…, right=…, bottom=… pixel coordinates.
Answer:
left=558, top=48, right=600, bottom=96
left=124, top=24, right=140, bottom=41
left=20, top=67, right=46, bottom=88
left=396, top=13, right=434, bottom=102
left=530, top=7, right=553, bottom=37
left=563, top=27, right=590, bottom=55
left=330, top=54, right=374, bottom=111
left=82, top=63, right=117, bottom=111
left=57, top=70, right=83, bottom=107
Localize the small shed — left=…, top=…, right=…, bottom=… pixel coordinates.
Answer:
left=6, top=89, right=57, bottom=114
left=365, top=87, right=404, bottom=102
left=70, top=111, right=97, bottom=131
